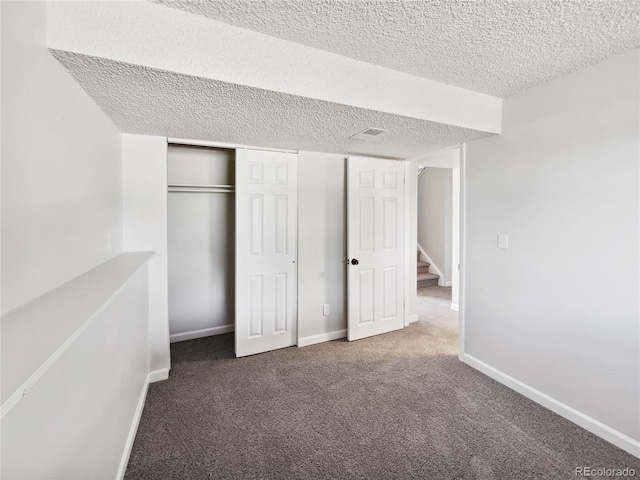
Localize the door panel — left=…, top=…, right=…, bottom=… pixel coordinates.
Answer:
left=348, top=156, right=405, bottom=341
left=236, top=149, right=297, bottom=357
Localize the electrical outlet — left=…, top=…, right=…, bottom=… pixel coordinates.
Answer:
left=323, top=304, right=330, bottom=316
left=498, top=233, right=508, bottom=249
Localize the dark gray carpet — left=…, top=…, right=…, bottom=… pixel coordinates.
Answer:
left=125, top=307, right=639, bottom=479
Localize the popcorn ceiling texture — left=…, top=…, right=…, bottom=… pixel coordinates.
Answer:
left=51, top=51, right=491, bottom=159
left=156, top=0, right=640, bottom=98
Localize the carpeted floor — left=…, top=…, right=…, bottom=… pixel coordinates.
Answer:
left=417, top=286, right=458, bottom=338
left=125, top=287, right=640, bottom=479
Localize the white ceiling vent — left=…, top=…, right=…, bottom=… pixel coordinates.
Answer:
left=350, top=127, right=388, bottom=141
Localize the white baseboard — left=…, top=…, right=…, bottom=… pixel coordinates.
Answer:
left=450, top=303, right=459, bottom=311
left=461, top=353, right=640, bottom=459
left=407, top=314, right=419, bottom=324
left=444, top=281, right=452, bottom=287
left=148, top=368, right=169, bottom=383
left=116, top=372, right=151, bottom=480
left=170, top=324, right=234, bottom=343
left=298, top=329, right=347, bottom=347
left=116, top=366, right=172, bottom=479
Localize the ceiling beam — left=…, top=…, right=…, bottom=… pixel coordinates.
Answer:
left=46, top=1, right=502, bottom=135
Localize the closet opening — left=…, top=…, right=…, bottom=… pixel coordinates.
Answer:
left=167, top=144, right=236, bottom=344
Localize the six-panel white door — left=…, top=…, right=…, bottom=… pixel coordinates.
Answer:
left=235, top=149, right=298, bottom=357
left=347, top=156, right=405, bottom=341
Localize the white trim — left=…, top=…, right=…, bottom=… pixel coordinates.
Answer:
left=295, top=155, right=301, bottom=349
left=443, top=281, right=452, bottom=287
left=450, top=303, right=459, bottom=311
left=458, top=144, right=467, bottom=361
left=169, top=325, right=234, bottom=343
left=116, top=367, right=170, bottom=479
left=168, top=137, right=297, bottom=154
left=407, top=314, right=419, bottom=324
left=461, top=353, right=640, bottom=459
left=404, top=162, right=418, bottom=331
left=404, top=310, right=410, bottom=327
left=298, top=329, right=347, bottom=347
left=148, top=368, right=170, bottom=383
left=116, top=373, right=151, bottom=480
left=417, top=243, right=445, bottom=286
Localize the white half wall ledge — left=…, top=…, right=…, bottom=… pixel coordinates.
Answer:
left=45, top=1, right=501, bottom=134
left=0, top=252, right=154, bottom=419
left=462, top=354, right=640, bottom=459
left=1, top=260, right=152, bottom=480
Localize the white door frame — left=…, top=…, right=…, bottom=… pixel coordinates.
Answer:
left=404, top=161, right=418, bottom=326
left=458, top=144, right=467, bottom=361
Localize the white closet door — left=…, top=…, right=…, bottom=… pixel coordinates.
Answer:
left=347, top=156, right=405, bottom=341
left=235, top=149, right=298, bottom=357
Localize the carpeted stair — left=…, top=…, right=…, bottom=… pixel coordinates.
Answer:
left=417, top=250, right=439, bottom=287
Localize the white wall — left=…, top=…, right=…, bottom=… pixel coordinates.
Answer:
left=1, top=0, right=122, bottom=315
left=0, top=6, right=165, bottom=477
left=298, top=152, right=418, bottom=343
left=122, top=134, right=171, bottom=378
left=417, top=167, right=452, bottom=283
left=464, top=50, right=640, bottom=454
left=297, top=152, right=348, bottom=344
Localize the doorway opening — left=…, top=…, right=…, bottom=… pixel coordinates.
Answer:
left=415, top=148, right=461, bottom=354
left=166, top=144, right=236, bottom=344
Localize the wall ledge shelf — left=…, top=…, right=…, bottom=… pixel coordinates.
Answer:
left=1, top=251, right=154, bottom=419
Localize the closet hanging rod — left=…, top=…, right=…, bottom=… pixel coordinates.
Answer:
left=168, top=184, right=233, bottom=189
left=168, top=185, right=235, bottom=194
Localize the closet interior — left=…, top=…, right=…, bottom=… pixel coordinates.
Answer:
left=167, top=144, right=235, bottom=342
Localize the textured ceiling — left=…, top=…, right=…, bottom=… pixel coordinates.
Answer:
left=51, top=51, right=491, bottom=159
left=156, top=0, right=640, bottom=97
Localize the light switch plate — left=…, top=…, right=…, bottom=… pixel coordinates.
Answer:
left=323, top=304, right=330, bottom=316
left=498, top=233, right=509, bottom=249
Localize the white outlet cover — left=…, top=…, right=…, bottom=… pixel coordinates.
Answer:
left=498, top=233, right=509, bottom=249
